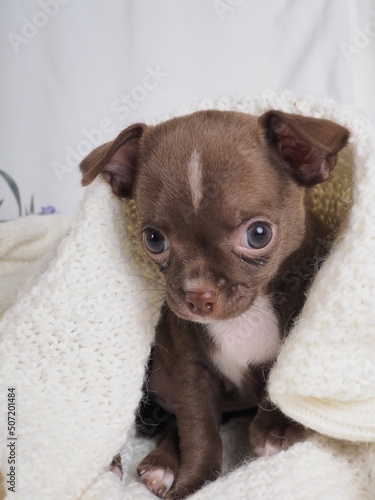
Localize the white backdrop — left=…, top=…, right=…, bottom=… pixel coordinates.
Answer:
left=1, top=0, right=375, bottom=220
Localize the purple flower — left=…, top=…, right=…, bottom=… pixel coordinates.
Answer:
left=39, top=206, right=57, bottom=215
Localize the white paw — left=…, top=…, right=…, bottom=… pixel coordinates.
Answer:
left=139, top=467, right=175, bottom=497
left=254, top=438, right=285, bottom=457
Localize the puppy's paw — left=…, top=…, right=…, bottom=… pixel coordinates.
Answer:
left=138, top=466, right=175, bottom=498
left=249, top=405, right=306, bottom=457
left=163, top=464, right=221, bottom=499
left=110, top=453, right=123, bottom=480
left=137, top=448, right=178, bottom=498
left=249, top=420, right=304, bottom=456
left=164, top=483, right=191, bottom=500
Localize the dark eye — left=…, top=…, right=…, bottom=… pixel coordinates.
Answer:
left=245, top=222, right=272, bottom=249
left=143, top=229, right=168, bottom=254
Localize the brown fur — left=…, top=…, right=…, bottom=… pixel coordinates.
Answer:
left=80, top=109, right=349, bottom=498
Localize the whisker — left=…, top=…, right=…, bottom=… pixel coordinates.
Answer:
left=125, top=246, right=145, bottom=265
left=124, top=274, right=165, bottom=289
left=113, top=288, right=164, bottom=299
left=139, top=296, right=165, bottom=317
left=258, top=400, right=277, bottom=413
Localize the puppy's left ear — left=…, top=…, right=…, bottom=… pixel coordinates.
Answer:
left=260, top=111, right=350, bottom=185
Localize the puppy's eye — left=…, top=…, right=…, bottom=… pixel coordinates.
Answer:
left=244, top=222, right=272, bottom=249
left=143, top=229, right=168, bottom=254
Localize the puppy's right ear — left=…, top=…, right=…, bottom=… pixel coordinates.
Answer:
left=80, top=123, right=146, bottom=198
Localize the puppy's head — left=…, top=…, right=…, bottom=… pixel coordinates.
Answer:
left=81, top=110, right=349, bottom=323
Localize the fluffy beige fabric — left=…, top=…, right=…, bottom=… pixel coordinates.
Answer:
left=0, top=91, right=374, bottom=499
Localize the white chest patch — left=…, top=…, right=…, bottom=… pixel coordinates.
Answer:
left=187, top=149, right=203, bottom=213
left=207, top=295, right=281, bottom=388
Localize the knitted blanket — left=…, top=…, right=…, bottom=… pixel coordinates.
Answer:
left=1, top=91, right=375, bottom=499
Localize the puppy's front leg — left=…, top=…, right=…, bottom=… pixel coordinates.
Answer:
left=166, top=362, right=223, bottom=499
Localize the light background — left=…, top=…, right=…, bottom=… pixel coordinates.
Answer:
left=1, top=0, right=375, bottom=220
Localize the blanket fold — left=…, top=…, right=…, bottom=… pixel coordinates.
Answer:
left=1, top=91, right=374, bottom=499
left=268, top=101, right=375, bottom=443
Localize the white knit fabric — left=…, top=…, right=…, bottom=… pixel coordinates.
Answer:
left=0, top=214, right=72, bottom=317
left=0, top=91, right=374, bottom=499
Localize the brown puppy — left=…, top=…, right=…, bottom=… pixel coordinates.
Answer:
left=80, top=109, right=349, bottom=498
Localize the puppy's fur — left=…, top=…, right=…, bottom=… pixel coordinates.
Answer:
left=80, top=110, right=349, bottom=498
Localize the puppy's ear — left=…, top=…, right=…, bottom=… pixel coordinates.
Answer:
left=80, top=123, right=146, bottom=197
left=260, top=111, right=350, bottom=185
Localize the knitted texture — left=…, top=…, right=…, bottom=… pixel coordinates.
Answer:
left=0, top=214, right=72, bottom=317
left=0, top=91, right=374, bottom=498
left=0, top=183, right=163, bottom=498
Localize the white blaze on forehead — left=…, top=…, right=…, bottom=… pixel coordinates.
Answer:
left=187, top=149, right=203, bottom=212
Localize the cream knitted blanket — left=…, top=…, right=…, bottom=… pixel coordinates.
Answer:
left=0, top=91, right=375, bottom=499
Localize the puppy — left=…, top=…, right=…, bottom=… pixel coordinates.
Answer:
left=80, top=109, right=349, bottom=498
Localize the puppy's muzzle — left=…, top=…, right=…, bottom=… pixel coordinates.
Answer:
left=185, top=290, right=217, bottom=316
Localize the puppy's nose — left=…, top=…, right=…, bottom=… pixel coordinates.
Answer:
left=185, top=290, right=217, bottom=315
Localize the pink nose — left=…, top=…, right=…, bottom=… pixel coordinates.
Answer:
left=185, top=290, right=217, bottom=315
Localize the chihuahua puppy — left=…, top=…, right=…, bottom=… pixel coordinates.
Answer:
left=80, top=109, right=349, bottom=499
